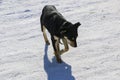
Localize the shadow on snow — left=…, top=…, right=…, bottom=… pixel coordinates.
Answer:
left=44, top=44, right=75, bottom=80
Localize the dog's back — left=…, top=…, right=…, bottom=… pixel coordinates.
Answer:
left=42, top=5, right=57, bottom=14
left=41, top=5, right=66, bottom=36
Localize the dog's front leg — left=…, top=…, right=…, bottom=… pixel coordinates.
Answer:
left=42, top=26, right=50, bottom=45
left=60, top=38, right=69, bottom=55
left=51, top=36, right=62, bottom=63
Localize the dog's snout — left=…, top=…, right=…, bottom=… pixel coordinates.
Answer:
left=69, top=41, right=77, bottom=47
left=70, top=44, right=77, bottom=47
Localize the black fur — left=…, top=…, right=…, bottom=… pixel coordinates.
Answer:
left=41, top=5, right=66, bottom=37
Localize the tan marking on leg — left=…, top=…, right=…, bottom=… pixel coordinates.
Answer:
left=54, top=39, right=62, bottom=63
left=42, top=25, right=50, bottom=45
left=60, top=38, right=69, bottom=55
left=55, top=39, right=60, bottom=54
left=54, top=36, right=59, bottom=40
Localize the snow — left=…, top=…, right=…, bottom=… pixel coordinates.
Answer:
left=0, top=0, right=120, bottom=80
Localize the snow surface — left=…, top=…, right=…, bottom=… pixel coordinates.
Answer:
left=0, top=0, right=120, bottom=80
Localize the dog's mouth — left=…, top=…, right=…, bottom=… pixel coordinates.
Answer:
left=64, top=37, right=77, bottom=47
left=66, top=39, right=77, bottom=47
left=69, top=41, right=77, bottom=47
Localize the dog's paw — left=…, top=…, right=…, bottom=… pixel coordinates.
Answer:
left=46, top=41, right=50, bottom=45
left=57, top=59, right=62, bottom=63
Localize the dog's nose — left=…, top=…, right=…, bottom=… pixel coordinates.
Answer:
left=74, top=45, right=77, bottom=47
left=74, top=44, right=77, bottom=47
left=74, top=42, right=77, bottom=47
left=70, top=44, right=77, bottom=47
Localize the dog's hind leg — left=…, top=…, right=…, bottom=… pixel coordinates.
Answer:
left=42, top=25, right=50, bottom=45
left=60, top=38, right=69, bottom=55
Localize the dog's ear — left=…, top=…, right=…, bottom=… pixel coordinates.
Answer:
left=74, top=22, right=81, bottom=28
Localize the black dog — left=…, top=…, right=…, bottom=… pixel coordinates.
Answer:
left=40, top=5, right=81, bottom=63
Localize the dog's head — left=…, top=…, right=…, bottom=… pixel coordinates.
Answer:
left=60, top=22, right=81, bottom=47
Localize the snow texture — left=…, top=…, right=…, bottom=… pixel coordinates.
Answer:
left=0, top=0, right=120, bottom=80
